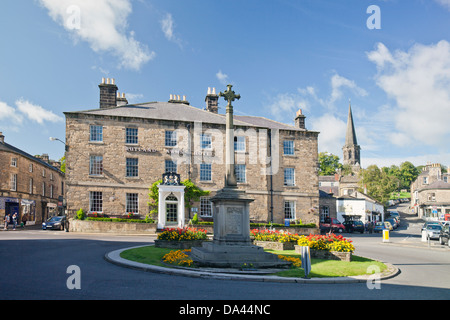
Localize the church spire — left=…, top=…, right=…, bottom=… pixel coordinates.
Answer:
left=345, top=100, right=358, bottom=146
left=342, top=100, right=361, bottom=168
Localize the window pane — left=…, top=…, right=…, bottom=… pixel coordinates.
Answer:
left=283, top=140, right=294, bottom=155
left=165, top=159, right=177, bottom=173
left=284, top=168, right=295, bottom=186
left=201, top=133, right=212, bottom=150
left=235, top=164, right=246, bottom=183
left=200, top=197, right=213, bottom=217
left=284, top=201, right=295, bottom=220
left=200, top=163, right=212, bottom=181
left=90, top=191, right=103, bottom=212
left=126, top=128, right=138, bottom=144
left=165, top=130, right=177, bottom=147
left=126, top=193, right=139, bottom=214
left=90, top=125, right=103, bottom=142
left=126, top=158, right=139, bottom=177
left=90, top=156, right=103, bottom=175
left=234, top=136, right=245, bottom=152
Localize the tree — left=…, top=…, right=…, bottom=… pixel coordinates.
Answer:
left=59, top=156, right=66, bottom=173
left=399, top=161, right=419, bottom=190
left=148, top=179, right=210, bottom=217
left=318, top=152, right=342, bottom=176
left=359, top=165, right=398, bottom=205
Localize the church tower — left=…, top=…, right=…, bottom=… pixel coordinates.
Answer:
left=342, top=102, right=361, bottom=169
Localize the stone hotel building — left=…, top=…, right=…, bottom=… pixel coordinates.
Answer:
left=64, top=79, right=320, bottom=225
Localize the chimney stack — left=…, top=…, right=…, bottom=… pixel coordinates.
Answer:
left=205, top=87, right=219, bottom=113
left=99, top=78, right=118, bottom=109
left=295, top=109, right=306, bottom=129
left=0, top=132, right=4, bottom=144
left=116, top=92, right=128, bottom=106
left=168, top=94, right=189, bottom=105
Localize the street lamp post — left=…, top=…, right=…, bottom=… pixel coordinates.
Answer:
left=49, top=137, right=68, bottom=152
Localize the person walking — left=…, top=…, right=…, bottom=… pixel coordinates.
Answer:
left=12, top=213, right=18, bottom=230
left=4, top=214, right=10, bottom=230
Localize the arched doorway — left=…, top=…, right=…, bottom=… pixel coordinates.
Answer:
left=165, top=193, right=178, bottom=226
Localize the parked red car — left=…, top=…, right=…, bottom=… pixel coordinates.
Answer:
left=320, top=218, right=346, bottom=234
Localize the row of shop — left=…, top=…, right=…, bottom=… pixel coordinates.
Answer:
left=1, top=196, right=62, bottom=227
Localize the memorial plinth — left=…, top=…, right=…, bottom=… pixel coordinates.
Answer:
left=190, top=187, right=290, bottom=268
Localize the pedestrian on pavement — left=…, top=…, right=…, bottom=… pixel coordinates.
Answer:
left=4, top=214, right=10, bottom=230
left=22, top=214, right=27, bottom=228
left=12, top=213, right=18, bottom=230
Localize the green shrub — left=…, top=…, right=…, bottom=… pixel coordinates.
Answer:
left=76, top=208, right=85, bottom=220
left=86, top=217, right=154, bottom=223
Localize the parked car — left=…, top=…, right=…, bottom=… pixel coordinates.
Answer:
left=343, top=220, right=365, bottom=233
left=386, top=218, right=398, bottom=229
left=374, top=221, right=393, bottom=233
left=320, top=218, right=345, bottom=233
left=425, top=224, right=442, bottom=240
left=439, top=225, right=450, bottom=247
left=42, top=215, right=67, bottom=230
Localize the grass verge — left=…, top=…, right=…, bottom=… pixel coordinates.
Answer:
left=120, top=246, right=387, bottom=278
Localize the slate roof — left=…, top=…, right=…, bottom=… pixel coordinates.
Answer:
left=0, top=141, right=63, bottom=174
left=420, top=180, right=450, bottom=191
left=64, top=102, right=317, bottom=132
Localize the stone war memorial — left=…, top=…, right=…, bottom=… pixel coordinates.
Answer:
left=190, top=85, right=291, bottom=269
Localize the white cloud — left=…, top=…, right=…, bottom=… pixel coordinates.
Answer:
left=160, top=13, right=183, bottom=48
left=434, top=0, right=450, bottom=10
left=38, top=0, right=155, bottom=70
left=310, top=114, right=347, bottom=156
left=15, top=99, right=63, bottom=124
left=216, top=70, right=230, bottom=85
left=161, top=13, right=174, bottom=41
left=329, top=74, right=368, bottom=107
left=266, top=93, right=310, bottom=122
left=0, top=101, right=23, bottom=123
left=367, top=40, right=450, bottom=148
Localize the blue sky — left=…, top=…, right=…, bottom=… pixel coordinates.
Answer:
left=1, top=0, right=450, bottom=169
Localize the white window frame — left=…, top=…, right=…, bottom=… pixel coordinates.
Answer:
left=200, top=197, right=213, bottom=217
left=200, top=163, right=212, bottom=181
left=283, top=140, right=295, bottom=155
left=284, top=200, right=296, bottom=220
left=10, top=174, right=17, bottom=191
left=284, top=168, right=295, bottom=186
left=89, top=191, right=103, bottom=213
left=126, top=193, right=139, bottom=214
left=235, top=164, right=246, bottom=183
left=90, top=125, right=103, bottom=142
left=165, top=130, right=177, bottom=147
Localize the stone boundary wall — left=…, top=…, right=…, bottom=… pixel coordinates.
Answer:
left=69, top=219, right=157, bottom=234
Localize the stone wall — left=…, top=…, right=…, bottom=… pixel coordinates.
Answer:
left=69, top=219, right=157, bottom=234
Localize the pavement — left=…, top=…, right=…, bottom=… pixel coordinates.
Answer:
left=104, top=244, right=400, bottom=284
